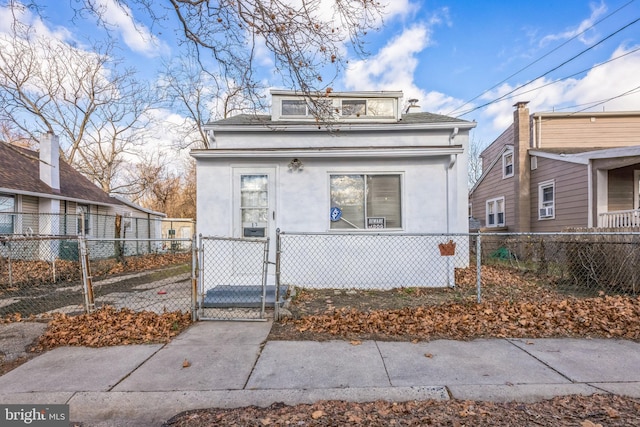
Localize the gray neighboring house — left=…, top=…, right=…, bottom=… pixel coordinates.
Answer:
left=469, top=102, right=640, bottom=232
left=0, top=133, right=165, bottom=239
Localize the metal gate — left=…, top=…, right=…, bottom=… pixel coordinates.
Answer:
left=197, top=235, right=270, bottom=321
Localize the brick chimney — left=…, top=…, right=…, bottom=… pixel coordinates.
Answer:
left=39, top=132, right=60, bottom=192
left=513, top=101, right=531, bottom=232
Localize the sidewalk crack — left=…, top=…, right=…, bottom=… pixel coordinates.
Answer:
left=107, top=343, right=167, bottom=391
left=505, top=339, right=574, bottom=383
left=375, top=341, right=393, bottom=387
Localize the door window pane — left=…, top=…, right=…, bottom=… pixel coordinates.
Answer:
left=241, top=175, right=268, bottom=233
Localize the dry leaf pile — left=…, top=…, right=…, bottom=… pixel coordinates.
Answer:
left=33, top=306, right=192, bottom=350
left=284, top=295, right=640, bottom=341
left=164, top=394, right=640, bottom=426
left=0, top=259, right=80, bottom=286
left=104, top=253, right=190, bottom=275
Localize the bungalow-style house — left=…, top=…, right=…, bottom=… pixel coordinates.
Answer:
left=192, top=89, right=475, bottom=288
left=469, top=102, right=640, bottom=232
left=0, top=133, right=165, bottom=243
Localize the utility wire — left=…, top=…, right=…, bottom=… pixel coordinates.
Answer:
left=471, top=45, right=640, bottom=106
left=446, top=0, right=636, bottom=116
left=563, top=85, right=640, bottom=114
left=454, top=16, right=640, bottom=117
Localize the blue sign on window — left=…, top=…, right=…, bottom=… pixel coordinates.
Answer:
left=330, top=207, right=342, bottom=222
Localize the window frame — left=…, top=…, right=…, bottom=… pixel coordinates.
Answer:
left=281, top=99, right=309, bottom=116
left=77, top=204, right=91, bottom=235
left=329, top=172, right=403, bottom=231
left=341, top=99, right=367, bottom=117
left=502, top=150, right=514, bottom=178
left=0, top=194, right=15, bottom=235
left=538, top=180, right=555, bottom=220
left=486, top=196, right=505, bottom=228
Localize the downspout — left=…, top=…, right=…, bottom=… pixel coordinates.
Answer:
left=536, top=115, right=542, bottom=148
left=446, top=127, right=460, bottom=234
left=587, top=160, right=593, bottom=228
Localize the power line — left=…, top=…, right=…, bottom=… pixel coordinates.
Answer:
left=447, top=0, right=636, bottom=116
left=570, top=85, right=640, bottom=114
left=454, top=16, right=640, bottom=117
left=467, top=45, right=640, bottom=106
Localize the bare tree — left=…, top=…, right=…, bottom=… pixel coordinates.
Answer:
left=157, top=52, right=261, bottom=149
left=468, top=133, right=484, bottom=188
left=73, top=0, right=386, bottom=106
left=0, top=12, right=157, bottom=195
left=133, top=154, right=196, bottom=218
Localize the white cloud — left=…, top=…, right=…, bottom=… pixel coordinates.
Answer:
left=477, top=44, right=640, bottom=143
left=343, top=18, right=463, bottom=114
left=344, top=24, right=429, bottom=90
left=88, top=0, right=169, bottom=57
left=0, top=2, right=73, bottom=43
left=539, top=1, right=607, bottom=46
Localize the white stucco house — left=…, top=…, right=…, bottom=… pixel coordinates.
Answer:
left=192, top=90, right=475, bottom=289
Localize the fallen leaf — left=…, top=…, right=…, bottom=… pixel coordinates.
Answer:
left=350, top=340, right=362, bottom=346
left=182, top=359, right=191, bottom=368
left=311, top=410, right=325, bottom=419
left=424, top=353, right=433, bottom=358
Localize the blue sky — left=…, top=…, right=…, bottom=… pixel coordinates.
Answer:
left=2, top=0, right=640, bottom=150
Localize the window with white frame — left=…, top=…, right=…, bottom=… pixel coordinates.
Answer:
left=0, top=194, right=15, bottom=234
left=77, top=204, right=90, bottom=235
left=341, top=99, right=366, bottom=116
left=502, top=150, right=514, bottom=178
left=281, top=99, right=307, bottom=116
left=330, top=174, right=402, bottom=230
left=538, top=180, right=555, bottom=219
left=486, top=197, right=505, bottom=227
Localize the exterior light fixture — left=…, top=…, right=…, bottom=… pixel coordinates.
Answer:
left=288, top=158, right=304, bottom=172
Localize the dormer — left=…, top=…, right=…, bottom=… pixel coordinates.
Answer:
left=270, top=89, right=403, bottom=123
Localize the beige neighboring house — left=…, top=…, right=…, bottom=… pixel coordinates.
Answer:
left=469, top=102, right=640, bottom=232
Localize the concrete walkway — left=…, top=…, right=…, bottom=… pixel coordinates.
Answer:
left=1, top=321, right=640, bottom=426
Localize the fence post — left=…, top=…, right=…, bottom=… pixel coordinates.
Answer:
left=275, top=229, right=281, bottom=321
left=476, top=232, right=482, bottom=304
left=78, top=235, right=95, bottom=313
left=191, top=234, right=198, bottom=322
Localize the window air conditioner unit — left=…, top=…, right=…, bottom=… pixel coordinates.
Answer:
left=539, top=207, right=553, bottom=218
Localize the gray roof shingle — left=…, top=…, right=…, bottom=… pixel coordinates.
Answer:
left=0, top=142, right=118, bottom=205
left=209, top=112, right=470, bottom=127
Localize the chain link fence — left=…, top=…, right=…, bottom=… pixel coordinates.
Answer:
left=0, top=235, right=194, bottom=319
left=197, top=236, right=271, bottom=321
left=276, top=231, right=640, bottom=307
left=85, top=238, right=194, bottom=315
left=0, top=236, right=83, bottom=318
left=0, top=212, right=194, bottom=240
left=476, top=232, right=640, bottom=298
left=3, top=231, right=640, bottom=321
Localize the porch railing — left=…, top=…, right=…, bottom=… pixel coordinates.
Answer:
left=598, top=209, right=640, bottom=228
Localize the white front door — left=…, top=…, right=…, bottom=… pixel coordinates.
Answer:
left=233, top=168, right=277, bottom=266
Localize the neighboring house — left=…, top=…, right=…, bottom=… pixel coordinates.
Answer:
left=192, top=89, right=475, bottom=285
left=0, top=133, right=165, bottom=240
left=469, top=102, right=640, bottom=232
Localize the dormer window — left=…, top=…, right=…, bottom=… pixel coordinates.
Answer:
left=271, top=90, right=402, bottom=122
left=342, top=99, right=366, bottom=116
left=282, top=100, right=308, bottom=116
